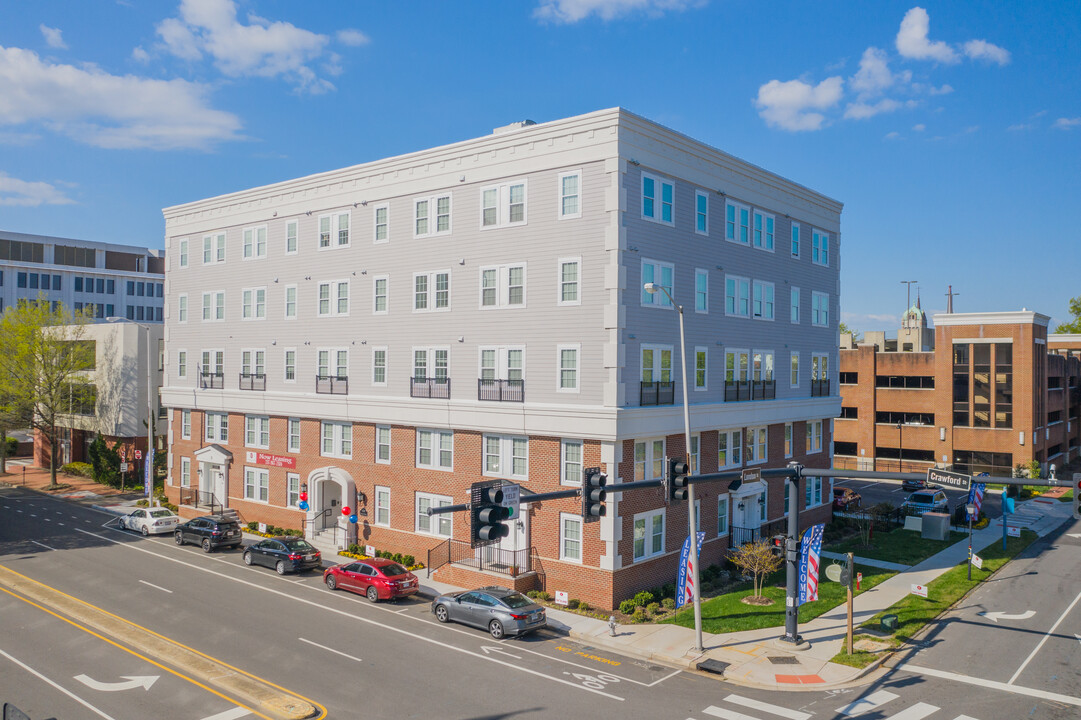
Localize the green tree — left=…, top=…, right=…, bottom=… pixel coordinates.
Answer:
left=0, top=298, right=95, bottom=489
left=1054, top=294, right=1081, bottom=333
left=838, top=322, right=862, bottom=342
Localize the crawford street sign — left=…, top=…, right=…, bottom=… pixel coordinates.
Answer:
left=927, top=468, right=971, bottom=491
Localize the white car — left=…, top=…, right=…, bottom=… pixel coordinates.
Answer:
left=118, top=507, right=179, bottom=535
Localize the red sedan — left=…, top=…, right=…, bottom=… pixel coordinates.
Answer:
left=323, top=558, right=419, bottom=602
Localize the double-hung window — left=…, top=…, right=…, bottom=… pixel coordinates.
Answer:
left=483, top=435, right=528, bottom=480
left=791, top=223, right=800, bottom=257
left=203, top=233, right=225, bottom=264
left=725, top=276, right=750, bottom=317
left=417, top=429, right=453, bottom=471
left=178, top=239, right=188, bottom=268
left=241, top=288, right=266, bottom=320
left=725, top=200, right=750, bottom=245
left=202, top=291, right=225, bottom=321
left=790, top=287, right=800, bottom=324
left=752, top=210, right=775, bottom=250
left=752, top=280, right=774, bottom=320
left=373, top=276, right=388, bottom=314
left=242, top=226, right=267, bottom=259
left=413, top=271, right=450, bottom=312
left=812, top=292, right=829, bottom=327
left=321, top=421, right=352, bottom=458
left=558, top=171, right=581, bottom=219
left=812, top=229, right=829, bottom=266
left=694, top=347, right=707, bottom=390
left=790, top=352, right=800, bottom=388
left=286, top=220, right=298, bottom=254
left=373, top=204, right=389, bottom=243
left=205, top=412, right=228, bottom=442
left=413, top=348, right=448, bottom=382
left=244, top=468, right=269, bottom=502
left=641, top=345, right=673, bottom=386
left=560, top=439, right=583, bottom=486
left=695, top=269, right=708, bottom=313
left=481, top=180, right=527, bottom=228
left=178, top=295, right=188, bottom=323
left=695, top=190, right=709, bottom=234
left=180, top=457, right=191, bottom=487
left=371, top=347, right=387, bottom=386
left=288, top=418, right=301, bottom=453
left=479, top=264, right=526, bottom=308
left=201, top=350, right=224, bottom=380
left=558, top=258, right=580, bottom=306
left=319, top=212, right=351, bottom=248
left=416, top=492, right=452, bottom=536
left=317, top=348, right=348, bottom=379
left=641, top=173, right=674, bottom=225
left=240, top=349, right=265, bottom=378
left=717, top=495, right=729, bottom=536
left=244, top=415, right=270, bottom=448
left=414, top=194, right=451, bottom=237
left=785, top=423, right=793, bottom=458
left=718, top=430, right=741, bottom=469
left=374, top=486, right=390, bottom=525
left=557, top=345, right=579, bottom=391
left=633, top=439, right=665, bottom=481
left=288, top=473, right=301, bottom=507
left=805, top=474, right=824, bottom=507
left=375, top=426, right=391, bottom=464
left=806, top=420, right=823, bottom=454
left=317, top=281, right=349, bottom=317
left=747, top=426, right=768, bottom=464
left=284, top=285, right=297, bottom=319
left=641, top=260, right=674, bottom=307
left=561, top=513, right=583, bottom=562
left=284, top=349, right=296, bottom=382
left=181, top=410, right=191, bottom=439
left=633, top=509, right=665, bottom=561
left=479, top=346, right=524, bottom=384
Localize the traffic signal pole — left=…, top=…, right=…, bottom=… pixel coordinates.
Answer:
left=781, top=462, right=804, bottom=646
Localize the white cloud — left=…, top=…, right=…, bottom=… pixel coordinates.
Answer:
left=131, top=46, right=150, bottom=63
left=157, top=0, right=346, bottom=92
left=1007, top=123, right=1034, bottom=131
left=0, top=171, right=75, bottom=206
left=0, top=45, right=242, bottom=150
left=884, top=131, right=902, bottom=140
left=533, top=0, right=702, bottom=23
left=896, top=7, right=959, bottom=63
left=754, top=76, right=843, bottom=131
left=1054, top=117, right=1081, bottom=130
left=336, top=29, right=369, bottom=47
left=850, top=47, right=895, bottom=96
left=963, top=39, right=1010, bottom=65
left=912, top=123, right=925, bottom=131
left=844, top=98, right=902, bottom=120
left=39, top=24, right=67, bottom=50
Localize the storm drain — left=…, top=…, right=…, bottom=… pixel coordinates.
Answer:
left=767, top=655, right=800, bottom=665
left=697, top=659, right=730, bottom=675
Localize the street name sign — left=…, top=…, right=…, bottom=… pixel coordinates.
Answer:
left=927, top=468, right=971, bottom=491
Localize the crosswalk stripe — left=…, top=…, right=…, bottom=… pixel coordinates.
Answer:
left=886, top=704, right=938, bottom=720
left=703, top=706, right=758, bottom=720
left=836, top=690, right=899, bottom=716
left=198, top=707, right=251, bottom=720
left=724, top=694, right=811, bottom=720
left=953, top=716, right=980, bottom=720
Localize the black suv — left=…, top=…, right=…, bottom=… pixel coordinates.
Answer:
left=174, top=515, right=243, bottom=552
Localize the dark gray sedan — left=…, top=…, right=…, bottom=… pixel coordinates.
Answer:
left=431, top=586, right=546, bottom=639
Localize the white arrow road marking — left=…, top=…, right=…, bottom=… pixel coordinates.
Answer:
left=835, top=690, right=898, bottom=716
left=74, top=674, right=159, bottom=692
left=481, top=645, right=522, bottom=659
left=1067, top=533, right=1081, bottom=539
left=199, top=708, right=251, bottom=720
left=723, top=694, right=811, bottom=720
left=298, top=637, right=362, bottom=663
left=0, top=648, right=119, bottom=720
left=1009, top=587, right=1081, bottom=685
left=979, top=610, right=1036, bottom=623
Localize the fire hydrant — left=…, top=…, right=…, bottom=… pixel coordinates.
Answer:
left=608, top=616, right=617, bottom=637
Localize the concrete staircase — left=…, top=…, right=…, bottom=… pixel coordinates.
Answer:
left=307, top=526, right=345, bottom=560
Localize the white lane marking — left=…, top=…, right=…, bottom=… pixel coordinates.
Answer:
left=979, top=610, right=1035, bottom=623
left=394, top=607, right=410, bottom=614
left=43, top=517, right=51, bottom=522
left=835, top=690, right=898, bottom=716
left=703, top=706, right=756, bottom=720
left=74, top=528, right=624, bottom=701
left=885, top=704, right=938, bottom=720
left=30, top=540, right=57, bottom=551
left=0, top=647, right=120, bottom=720
left=900, top=664, right=1081, bottom=707
left=199, top=707, right=252, bottom=720
left=724, top=693, right=812, bottom=720
left=138, top=580, right=173, bottom=594
left=29, top=513, right=37, bottom=517
left=1008, top=586, right=1081, bottom=684
left=298, top=637, right=363, bottom=663
left=16, top=509, right=23, bottom=513
left=58, top=523, right=64, bottom=527
left=74, top=674, right=159, bottom=692
left=954, top=716, right=980, bottom=720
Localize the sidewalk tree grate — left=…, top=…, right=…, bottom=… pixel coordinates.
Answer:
left=767, top=655, right=800, bottom=665
left=696, top=659, right=730, bottom=675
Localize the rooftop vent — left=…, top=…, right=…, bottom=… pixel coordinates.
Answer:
left=493, top=120, right=537, bottom=135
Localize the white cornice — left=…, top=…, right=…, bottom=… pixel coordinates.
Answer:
left=933, top=311, right=1050, bottom=328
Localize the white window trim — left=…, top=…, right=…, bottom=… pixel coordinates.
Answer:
left=641, top=258, right=674, bottom=309
left=203, top=232, right=225, bottom=265
left=694, top=346, right=708, bottom=391
left=287, top=472, right=301, bottom=508
left=177, top=349, right=188, bottom=380
left=632, top=508, right=666, bottom=562
left=320, top=420, right=353, bottom=459
left=725, top=275, right=750, bottom=318
left=416, top=492, right=453, bottom=537
left=371, top=346, right=388, bottom=387
left=716, top=494, right=729, bottom=537
left=557, top=170, right=582, bottom=220
left=560, top=512, right=583, bottom=563
left=478, top=346, right=526, bottom=383
left=318, top=211, right=352, bottom=249
left=317, top=347, right=349, bottom=379
left=240, top=348, right=266, bottom=378
left=244, top=415, right=270, bottom=450
left=790, top=286, right=800, bottom=324
left=694, top=189, right=709, bottom=236
left=243, top=467, right=269, bottom=504
left=374, top=485, right=391, bottom=526
left=283, top=347, right=297, bottom=384
left=559, top=438, right=584, bottom=487
left=556, top=344, right=580, bottom=393
left=416, top=428, right=453, bottom=471
left=287, top=417, right=301, bottom=453
left=478, top=263, right=527, bottom=309
left=241, top=287, right=267, bottom=321
left=751, top=209, right=775, bottom=252
left=375, top=426, right=391, bottom=465
left=372, top=275, right=389, bottom=315
left=718, top=429, right=742, bottom=470
left=284, top=284, right=298, bottom=320
left=642, top=344, right=674, bottom=385
left=641, top=172, right=674, bottom=226
left=791, top=222, right=800, bottom=257
left=790, top=351, right=800, bottom=389
left=180, top=457, right=191, bottom=487
left=181, top=409, right=191, bottom=440
left=747, top=426, right=768, bottom=465
left=413, top=194, right=452, bottom=239
left=285, top=219, right=299, bottom=255
left=178, top=293, right=188, bottom=324
left=694, top=268, right=709, bottom=314
left=752, top=280, right=775, bottom=321
left=633, top=438, right=667, bottom=482
left=807, top=420, right=824, bottom=455
left=482, top=434, right=529, bottom=481
left=812, top=291, right=830, bottom=327
left=178, top=238, right=189, bottom=269
left=557, top=256, right=582, bottom=307
left=479, top=179, right=528, bottom=229
left=316, top=280, right=350, bottom=318
left=412, top=270, right=451, bottom=313
left=204, top=411, right=229, bottom=443
left=242, top=225, right=268, bottom=260
left=812, top=228, right=830, bottom=267
left=372, top=203, right=390, bottom=244
left=202, top=290, right=225, bottom=322
left=725, top=199, right=750, bottom=246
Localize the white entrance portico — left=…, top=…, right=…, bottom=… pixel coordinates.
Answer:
left=193, top=444, right=232, bottom=510
left=305, top=466, right=356, bottom=550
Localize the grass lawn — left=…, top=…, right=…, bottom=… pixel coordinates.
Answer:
left=825, top=529, right=966, bottom=567
left=830, top=529, right=1038, bottom=668
left=1057, top=488, right=1073, bottom=502
left=661, top=564, right=895, bottom=634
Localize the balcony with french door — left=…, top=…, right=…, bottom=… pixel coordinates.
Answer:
left=411, top=376, right=451, bottom=399
left=316, top=375, right=349, bottom=395
left=640, top=381, right=675, bottom=406
left=199, top=371, right=223, bottom=390
left=811, top=379, right=831, bottom=397
left=238, top=373, right=266, bottom=391
left=724, top=379, right=776, bottom=402
left=478, top=378, right=523, bottom=402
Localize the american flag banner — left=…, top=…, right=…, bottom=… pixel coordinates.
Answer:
left=967, top=482, right=986, bottom=519
left=797, top=523, right=825, bottom=606
left=675, top=532, right=706, bottom=608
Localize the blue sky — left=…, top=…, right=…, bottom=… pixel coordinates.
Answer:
left=1, top=0, right=1078, bottom=330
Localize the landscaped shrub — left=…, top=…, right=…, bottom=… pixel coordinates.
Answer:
left=526, top=590, right=542, bottom=599
left=536, top=591, right=552, bottom=602
left=247, top=522, right=259, bottom=532
left=578, top=602, right=591, bottom=611
left=61, top=462, right=93, bottom=478
left=567, top=598, right=580, bottom=609
left=645, top=602, right=660, bottom=616
left=661, top=597, right=676, bottom=610
left=618, top=599, right=636, bottom=615
left=403, top=555, right=415, bottom=567
left=632, top=590, right=654, bottom=607
left=632, top=607, right=648, bottom=623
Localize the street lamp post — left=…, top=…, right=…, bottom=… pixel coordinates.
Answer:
left=644, top=281, right=703, bottom=652
left=896, top=422, right=904, bottom=473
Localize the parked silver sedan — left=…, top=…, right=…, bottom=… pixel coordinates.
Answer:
left=117, top=507, right=179, bottom=535
left=431, top=585, right=546, bottom=639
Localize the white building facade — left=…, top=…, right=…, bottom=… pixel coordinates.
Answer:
left=162, top=108, right=841, bottom=609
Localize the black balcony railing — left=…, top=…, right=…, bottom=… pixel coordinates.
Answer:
left=316, top=375, right=348, bottom=395
left=724, top=379, right=776, bottom=402
left=411, top=376, right=451, bottom=399
left=199, top=371, right=224, bottom=389
left=811, top=378, right=831, bottom=397
left=640, top=380, right=675, bottom=406
left=239, top=372, right=266, bottom=391
left=478, top=378, right=524, bottom=402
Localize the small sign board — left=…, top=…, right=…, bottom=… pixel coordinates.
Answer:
left=555, top=590, right=569, bottom=606
left=927, top=467, right=970, bottom=491
left=134, top=449, right=143, bottom=460
left=742, top=467, right=762, bottom=484
left=365, top=545, right=375, bottom=557
left=258, top=522, right=267, bottom=534
left=119, top=462, right=129, bottom=473
left=500, top=482, right=521, bottom=519
left=972, top=554, right=984, bottom=569
left=911, top=584, right=929, bottom=598
left=1006, top=526, right=1021, bottom=538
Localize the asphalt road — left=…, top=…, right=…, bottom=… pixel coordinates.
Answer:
left=2, top=484, right=1077, bottom=720
left=832, top=476, right=1004, bottom=521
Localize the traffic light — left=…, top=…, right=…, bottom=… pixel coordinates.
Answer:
left=669, top=458, right=690, bottom=502
left=769, top=534, right=786, bottom=558
left=471, top=485, right=510, bottom=546
left=1073, top=474, right=1081, bottom=520
left=582, top=467, right=607, bottom=522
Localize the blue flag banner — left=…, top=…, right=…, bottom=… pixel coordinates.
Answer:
left=797, top=523, right=825, bottom=606
left=675, top=531, right=706, bottom=608
left=144, top=448, right=155, bottom=496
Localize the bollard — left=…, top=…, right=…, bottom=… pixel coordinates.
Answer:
left=608, top=616, right=617, bottom=637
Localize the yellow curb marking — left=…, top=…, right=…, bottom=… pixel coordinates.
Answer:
left=555, top=645, right=622, bottom=666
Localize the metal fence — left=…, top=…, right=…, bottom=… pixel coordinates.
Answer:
left=411, top=377, right=451, bottom=399
left=316, top=375, right=349, bottom=395
left=478, top=378, right=524, bottom=402
left=640, top=381, right=675, bottom=406
left=239, top=373, right=266, bottom=391
left=724, top=379, right=776, bottom=402
left=435, top=538, right=533, bottom=577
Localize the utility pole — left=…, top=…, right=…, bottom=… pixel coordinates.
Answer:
left=901, top=280, right=918, bottom=316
